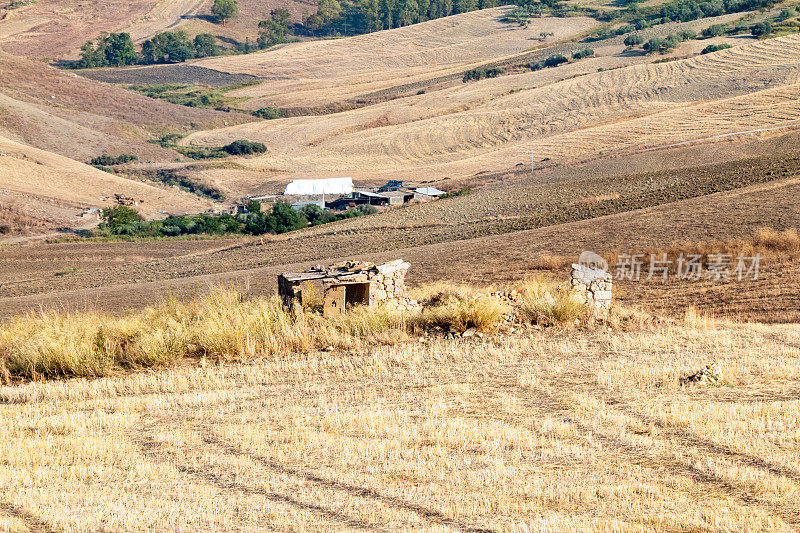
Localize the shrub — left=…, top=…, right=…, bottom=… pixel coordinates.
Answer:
left=702, top=23, right=727, bottom=37
left=751, top=20, right=772, bottom=37
left=462, top=67, right=506, bottom=82
left=530, top=54, right=568, bottom=71
left=100, top=205, right=142, bottom=230
left=701, top=43, right=732, bottom=53
left=222, top=140, right=267, bottom=155
left=253, top=107, right=282, bottom=119
left=624, top=33, right=645, bottom=46
left=571, top=47, right=595, bottom=59
left=89, top=153, right=137, bottom=166
left=439, top=187, right=472, bottom=199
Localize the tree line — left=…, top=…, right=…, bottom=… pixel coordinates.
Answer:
left=302, top=0, right=499, bottom=35
left=96, top=202, right=377, bottom=239
left=77, top=31, right=222, bottom=68
left=76, top=2, right=294, bottom=68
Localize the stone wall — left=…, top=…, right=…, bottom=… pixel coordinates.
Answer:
left=369, top=259, right=410, bottom=302
left=321, top=259, right=410, bottom=302
left=571, top=263, right=612, bottom=313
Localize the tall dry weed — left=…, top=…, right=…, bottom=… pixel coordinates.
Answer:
left=517, top=276, right=586, bottom=326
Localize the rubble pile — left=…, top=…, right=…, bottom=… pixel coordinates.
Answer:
left=679, top=363, right=723, bottom=386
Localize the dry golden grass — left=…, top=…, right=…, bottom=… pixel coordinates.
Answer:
left=1, top=318, right=798, bottom=530
left=0, top=284, right=524, bottom=382
left=517, top=276, right=586, bottom=326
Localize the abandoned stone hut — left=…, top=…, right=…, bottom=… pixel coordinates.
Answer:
left=278, top=259, right=413, bottom=317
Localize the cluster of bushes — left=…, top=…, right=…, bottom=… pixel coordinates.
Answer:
left=529, top=54, right=568, bottom=71
left=77, top=31, right=221, bottom=68
left=643, top=29, right=696, bottom=53
left=73, top=1, right=299, bottom=69
left=253, top=107, right=283, bottom=119
left=527, top=48, right=593, bottom=72
left=299, top=203, right=377, bottom=226
left=94, top=200, right=375, bottom=239
left=439, top=187, right=472, bottom=199
left=462, top=67, right=506, bottom=82
left=89, top=153, right=137, bottom=166
left=639, top=0, right=775, bottom=26
left=571, top=47, right=595, bottom=60
left=587, top=22, right=645, bottom=41
left=584, top=0, right=776, bottom=43
left=702, top=18, right=780, bottom=39
left=130, top=82, right=261, bottom=112
left=701, top=42, right=732, bottom=53
left=257, top=9, right=297, bottom=49
left=142, top=169, right=225, bottom=201
left=176, top=139, right=267, bottom=160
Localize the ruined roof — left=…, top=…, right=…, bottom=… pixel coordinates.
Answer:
left=279, top=259, right=409, bottom=283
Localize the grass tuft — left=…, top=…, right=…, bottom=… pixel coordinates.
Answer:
left=517, top=276, right=586, bottom=326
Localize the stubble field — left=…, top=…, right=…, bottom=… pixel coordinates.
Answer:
left=1, top=319, right=799, bottom=531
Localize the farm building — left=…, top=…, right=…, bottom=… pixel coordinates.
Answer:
left=378, top=180, right=404, bottom=192
left=414, top=187, right=445, bottom=197
left=278, top=259, right=412, bottom=317
left=291, top=200, right=326, bottom=211
left=285, top=177, right=354, bottom=196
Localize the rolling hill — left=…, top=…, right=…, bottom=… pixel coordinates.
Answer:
left=0, top=135, right=212, bottom=219
left=182, top=33, right=800, bottom=187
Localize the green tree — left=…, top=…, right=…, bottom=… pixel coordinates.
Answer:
left=194, top=33, right=219, bottom=57
left=258, top=8, right=293, bottom=48
left=643, top=36, right=666, bottom=53
left=101, top=205, right=142, bottom=229
left=623, top=33, right=644, bottom=46
left=751, top=20, right=772, bottom=37
left=103, top=33, right=137, bottom=66
left=396, top=0, right=419, bottom=25
left=702, top=23, right=726, bottom=37
left=78, top=41, right=105, bottom=68
left=245, top=199, right=261, bottom=213
left=141, top=31, right=196, bottom=64
left=212, top=0, right=239, bottom=24
left=453, top=0, right=476, bottom=14
left=269, top=202, right=308, bottom=233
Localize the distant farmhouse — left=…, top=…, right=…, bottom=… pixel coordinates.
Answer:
left=238, top=178, right=445, bottom=213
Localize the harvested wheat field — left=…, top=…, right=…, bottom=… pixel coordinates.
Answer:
left=1, top=313, right=799, bottom=530
left=197, top=8, right=598, bottom=109
left=0, top=0, right=158, bottom=59
left=184, top=34, right=800, bottom=185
